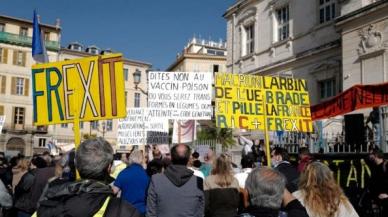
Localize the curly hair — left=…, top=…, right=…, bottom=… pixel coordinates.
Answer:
left=299, top=162, right=351, bottom=217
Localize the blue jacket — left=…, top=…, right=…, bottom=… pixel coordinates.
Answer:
left=114, top=163, right=149, bottom=214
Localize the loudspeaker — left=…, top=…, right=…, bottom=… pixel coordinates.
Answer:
left=345, top=114, right=365, bottom=145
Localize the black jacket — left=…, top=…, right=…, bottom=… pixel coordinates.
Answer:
left=37, top=178, right=140, bottom=217
left=275, top=162, right=299, bottom=193
left=14, top=169, right=36, bottom=213
left=204, top=175, right=240, bottom=217
left=240, top=199, right=309, bottom=217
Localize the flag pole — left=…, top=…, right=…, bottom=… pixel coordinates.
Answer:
left=262, top=78, right=271, bottom=167
left=73, top=84, right=81, bottom=179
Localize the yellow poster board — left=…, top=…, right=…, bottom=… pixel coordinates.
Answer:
left=215, top=73, right=312, bottom=132
left=32, top=53, right=126, bottom=125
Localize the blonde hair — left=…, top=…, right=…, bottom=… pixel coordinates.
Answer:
left=299, top=162, right=350, bottom=217
left=211, top=154, right=234, bottom=187
left=18, top=158, right=30, bottom=171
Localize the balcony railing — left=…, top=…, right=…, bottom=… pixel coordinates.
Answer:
left=1, top=123, right=48, bottom=134
left=0, top=31, right=60, bottom=51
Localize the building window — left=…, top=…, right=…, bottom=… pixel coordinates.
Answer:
left=13, top=107, right=25, bottom=125
left=0, top=24, right=4, bottom=32
left=19, top=27, right=28, bottom=37
left=91, top=121, right=99, bottom=129
left=276, top=5, right=289, bottom=42
left=16, top=51, right=24, bottom=66
left=319, top=79, right=335, bottom=99
left=80, top=122, right=84, bottom=129
left=106, top=120, right=113, bottom=131
left=245, top=24, right=255, bottom=55
left=124, top=68, right=129, bottom=81
left=61, top=123, right=68, bottom=128
left=44, top=32, right=50, bottom=41
left=134, top=93, right=141, bottom=107
left=72, top=44, right=82, bottom=51
left=0, top=105, right=4, bottom=115
left=11, top=77, right=28, bottom=96
left=319, top=0, right=336, bottom=24
left=207, top=49, right=216, bottom=55
left=38, top=138, right=46, bottom=147
left=213, top=65, right=219, bottom=73
left=16, top=78, right=24, bottom=95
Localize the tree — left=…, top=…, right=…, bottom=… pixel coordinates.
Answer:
left=197, top=120, right=236, bottom=148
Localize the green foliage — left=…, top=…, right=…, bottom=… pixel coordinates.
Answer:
left=198, top=126, right=235, bottom=148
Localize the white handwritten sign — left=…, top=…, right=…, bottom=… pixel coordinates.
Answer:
left=117, top=108, right=168, bottom=147
left=148, top=71, right=213, bottom=120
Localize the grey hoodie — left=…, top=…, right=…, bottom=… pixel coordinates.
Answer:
left=146, top=165, right=204, bottom=217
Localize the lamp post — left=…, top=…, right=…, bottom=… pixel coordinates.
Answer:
left=133, top=69, right=148, bottom=96
left=133, top=69, right=149, bottom=155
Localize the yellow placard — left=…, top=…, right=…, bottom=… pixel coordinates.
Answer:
left=32, top=53, right=126, bottom=125
left=215, top=73, right=312, bottom=132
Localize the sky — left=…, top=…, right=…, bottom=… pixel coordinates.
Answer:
left=0, top=0, right=235, bottom=70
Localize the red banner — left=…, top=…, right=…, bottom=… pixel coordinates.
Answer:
left=311, top=82, right=388, bottom=120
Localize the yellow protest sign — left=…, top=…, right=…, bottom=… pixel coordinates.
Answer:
left=32, top=53, right=126, bottom=125
left=215, top=73, right=312, bottom=132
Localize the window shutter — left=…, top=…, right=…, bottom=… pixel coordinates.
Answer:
left=11, top=77, right=16, bottom=95
left=0, top=105, right=3, bottom=115
left=12, top=50, right=17, bottom=65
left=22, top=51, right=26, bottom=66
left=1, top=76, right=5, bottom=94
left=12, top=107, right=15, bottom=125
left=24, top=78, right=29, bottom=96
left=2, top=48, right=8, bottom=64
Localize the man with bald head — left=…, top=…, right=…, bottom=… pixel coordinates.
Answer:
left=146, top=144, right=204, bottom=217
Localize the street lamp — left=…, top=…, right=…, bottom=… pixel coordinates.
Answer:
left=133, top=69, right=148, bottom=96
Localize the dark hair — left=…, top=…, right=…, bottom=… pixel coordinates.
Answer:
left=146, top=159, right=163, bottom=177
left=192, top=152, right=200, bottom=159
left=299, top=147, right=310, bottom=156
left=241, top=153, right=255, bottom=169
left=162, top=158, right=171, bottom=169
left=76, top=138, right=113, bottom=180
left=272, top=147, right=289, bottom=161
left=371, top=148, right=384, bottom=159
left=10, top=156, right=20, bottom=168
left=193, top=160, right=202, bottom=168
left=32, top=156, right=47, bottom=168
left=171, top=144, right=191, bottom=165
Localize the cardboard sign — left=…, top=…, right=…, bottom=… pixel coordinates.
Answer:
left=117, top=108, right=169, bottom=147
left=147, top=131, right=169, bottom=145
left=148, top=71, right=212, bottom=120
left=0, top=116, right=5, bottom=133
left=215, top=73, right=312, bottom=132
left=32, top=53, right=126, bottom=125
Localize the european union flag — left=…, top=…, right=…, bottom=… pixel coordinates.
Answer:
left=32, top=10, right=48, bottom=63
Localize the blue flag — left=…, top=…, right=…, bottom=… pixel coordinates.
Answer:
left=32, top=10, right=48, bottom=63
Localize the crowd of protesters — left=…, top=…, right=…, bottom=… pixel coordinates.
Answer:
left=0, top=137, right=385, bottom=217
